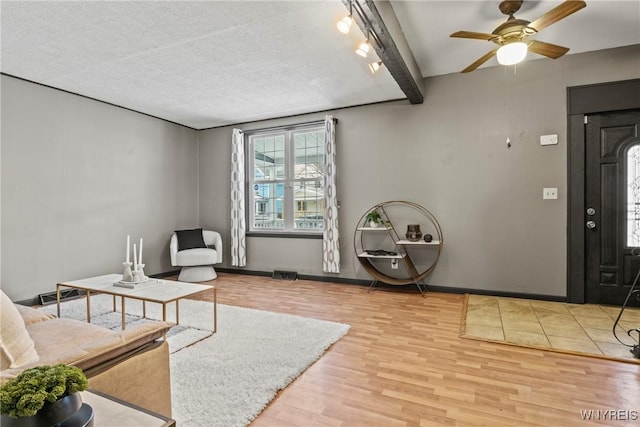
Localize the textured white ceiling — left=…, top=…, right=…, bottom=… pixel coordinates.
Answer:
left=2, top=1, right=639, bottom=129
left=1, top=1, right=404, bottom=129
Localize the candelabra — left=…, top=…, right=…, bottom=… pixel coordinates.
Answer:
left=117, top=235, right=148, bottom=287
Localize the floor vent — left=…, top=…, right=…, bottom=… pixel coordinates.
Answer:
left=272, top=270, right=298, bottom=280
left=38, top=289, right=85, bottom=306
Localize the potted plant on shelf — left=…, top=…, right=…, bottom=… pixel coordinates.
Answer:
left=0, top=364, right=91, bottom=427
left=365, top=210, right=382, bottom=228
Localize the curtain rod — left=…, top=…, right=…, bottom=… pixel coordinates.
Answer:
left=241, top=117, right=337, bottom=136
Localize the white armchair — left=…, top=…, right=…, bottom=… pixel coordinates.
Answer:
left=170, top=229, right=223, bottom=282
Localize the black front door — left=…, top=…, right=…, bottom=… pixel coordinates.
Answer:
left=585, top=110, right=640, bottom=305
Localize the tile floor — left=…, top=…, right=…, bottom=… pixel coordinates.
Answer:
left=462, top=294, right=640, bottom=361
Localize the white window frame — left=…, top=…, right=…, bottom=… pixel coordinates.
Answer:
left=247, top=122, right=325, bottom=236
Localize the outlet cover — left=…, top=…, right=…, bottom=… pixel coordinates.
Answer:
left=540, top=134, right=558, bottom=146
left=543, top=188, right=558, bottom=200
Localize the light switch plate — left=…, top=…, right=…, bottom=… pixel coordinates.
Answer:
left=540, top=134, right=558, bottom=145
left=543, top=188, right=558, bottom=199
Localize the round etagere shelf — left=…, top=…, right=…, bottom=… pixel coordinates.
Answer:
left=354, top=200, right=443, bottom=294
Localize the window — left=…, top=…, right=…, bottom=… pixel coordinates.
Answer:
left=627, top=144, right=640, bottom=246
left=248, top=123, right=325, bottom=234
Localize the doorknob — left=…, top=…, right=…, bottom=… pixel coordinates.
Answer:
left=586, top=220, right=596, bottom=229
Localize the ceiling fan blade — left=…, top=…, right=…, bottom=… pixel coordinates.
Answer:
left=528, top=40, right=570, bottom=59
left=450, top=31, right=494, bottom=41
left=528, top=0, right=586, bottom=32
left=461, top=49, right=497, bottom=73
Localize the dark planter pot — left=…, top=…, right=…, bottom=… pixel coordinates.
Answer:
left=1, top=393, right=93, bottom=427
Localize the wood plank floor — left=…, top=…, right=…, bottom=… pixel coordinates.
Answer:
left=188, top=273, right=640, bottom=427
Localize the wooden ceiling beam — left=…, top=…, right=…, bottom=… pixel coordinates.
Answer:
left=343, top=0, right=424, bottom=104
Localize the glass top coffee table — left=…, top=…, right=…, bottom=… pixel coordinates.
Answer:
left=56, top=274, right=216, bottom=333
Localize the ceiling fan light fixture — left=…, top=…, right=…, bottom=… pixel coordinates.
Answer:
left=336, top=16, right=353, bottom=34
left=356, top=41, right=370, bottom=57
left=368, top=61, right=383, bottom=74
left=496, top=42, right=528, bottom=65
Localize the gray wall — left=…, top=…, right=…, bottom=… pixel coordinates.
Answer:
left=1, top=76, right=200, bottom=301
left=198, top=45, right=640, bottom=297
left=2, top=45, right=638, bottom=301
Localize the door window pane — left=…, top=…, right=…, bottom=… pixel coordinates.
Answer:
left=626, top=145, right=640, bottom=246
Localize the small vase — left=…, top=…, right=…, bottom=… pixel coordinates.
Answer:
left=0, top=393, right=90, bottom=427
left=406, top=224, right=422, bottom=242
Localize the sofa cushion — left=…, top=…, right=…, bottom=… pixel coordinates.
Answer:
left=15, top=304, right=56, bottom=326
left=75, top=321, right=171, bottom=372
left=175, top=228, right=207, bottom=251
left=175, top=248, right=218, bottom=266
left=0, top=290, right=39, bottom=369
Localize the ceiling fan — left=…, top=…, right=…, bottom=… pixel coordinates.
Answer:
left=450, top=0, right=586, bottom=73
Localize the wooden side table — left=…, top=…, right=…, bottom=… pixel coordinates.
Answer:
left=81, top=390, right=175, bottom=427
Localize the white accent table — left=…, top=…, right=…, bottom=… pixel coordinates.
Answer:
left=56, top=274, right=216, bottom=333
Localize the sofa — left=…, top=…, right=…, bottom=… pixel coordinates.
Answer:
left=0, top=290, right=173, bottom=417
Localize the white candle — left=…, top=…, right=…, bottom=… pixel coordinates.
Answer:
left=139, top=238, right=143, bottom=265
left=126, top=235, right=130, bottom=263
left=133, top=243, right=138, bottom=270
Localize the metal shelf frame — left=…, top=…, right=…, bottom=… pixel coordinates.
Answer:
left=354, top=200, right=444, bottom=295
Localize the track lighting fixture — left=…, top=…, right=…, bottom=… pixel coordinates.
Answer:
left=335, top=1, right=385, bottom=69
left=337, top=16, right=353, bottom=34
left=355, top=38, right=370, bottom=58
left=368, top=61, right=382, bottom=74
left=336, top=0, right=353, bottom=34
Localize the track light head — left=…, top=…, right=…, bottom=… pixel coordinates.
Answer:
left=337, top=16, right=353, bottom=34
left=368, top=61, right=382, bottom=74
left=356, top=40, right=370, bottom=58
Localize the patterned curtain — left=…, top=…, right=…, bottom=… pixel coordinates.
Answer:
left=230, top=129, right=247, bottom=267
left=323, top=115, right=340, bottom=273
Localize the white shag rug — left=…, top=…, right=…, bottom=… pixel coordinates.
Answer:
left=41, top=294, right=350, bottom=427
